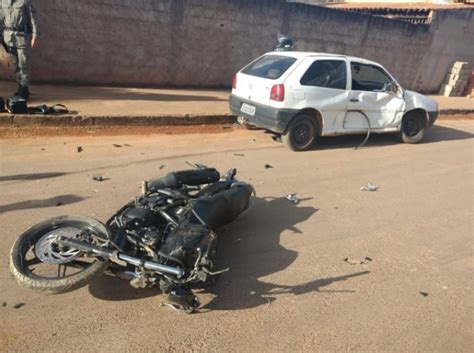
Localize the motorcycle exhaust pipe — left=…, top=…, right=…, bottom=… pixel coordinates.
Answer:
left=57, top=237, right=185, bottom=278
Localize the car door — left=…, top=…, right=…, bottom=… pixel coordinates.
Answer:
left=294, top=58, right=349, bottom=135
left=344, top=62, right=405, bottom=130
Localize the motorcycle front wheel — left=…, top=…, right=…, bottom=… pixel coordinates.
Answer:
left=9, top=216, right=112, bottom=294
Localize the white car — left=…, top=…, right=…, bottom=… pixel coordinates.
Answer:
left=229, top=51, right=439, bottom=151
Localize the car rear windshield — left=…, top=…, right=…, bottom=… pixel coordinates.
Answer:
left=241, top=55, right=297, bottom=80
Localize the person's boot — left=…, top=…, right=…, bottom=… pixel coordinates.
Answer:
left=16, top=85, right=30, bottom=100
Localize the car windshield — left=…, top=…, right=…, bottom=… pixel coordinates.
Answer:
left=241, top=55, right=297, bottom=80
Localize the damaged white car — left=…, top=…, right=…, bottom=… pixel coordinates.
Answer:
left=230, top=52, right=439, bottom=151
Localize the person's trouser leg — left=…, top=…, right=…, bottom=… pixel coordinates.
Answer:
left=9, top=46, right=30, bottom=87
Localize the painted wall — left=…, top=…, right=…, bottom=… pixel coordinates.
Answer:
left=0, top=0, right=472, bottom=92
left=414, top=10, right=474, bottom=92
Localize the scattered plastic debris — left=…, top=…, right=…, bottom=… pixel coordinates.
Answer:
left=112, top=144, right=122, bottom=148
left=360, top=182, right=379, bottom=192
left=13, top=303, right=25, bottom=309
left=92, top=175, right=104, bottom=182
left=234, top=153, right=245, bottom=157
left=419, top=291, right=429, bottom=297
left=285, top=194, right=300, bottom=204
left=344, top=257, right=373, bottom=265
left=264, top=164, right=273, bottom=169
left=76, top=146, right=83, bottom=153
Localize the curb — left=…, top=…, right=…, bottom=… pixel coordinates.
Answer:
left=439, top=109, right=474, bottom=115
left=0, top=114, right=237, bottom=127
left=0, top=111, right=472, bottom=127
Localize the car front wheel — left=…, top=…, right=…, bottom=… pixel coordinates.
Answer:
left=399, top=111, right=426, bottom=144
left=282, top=114, right=317, bottom=151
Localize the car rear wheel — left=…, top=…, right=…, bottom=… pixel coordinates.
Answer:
left=282, top=114, right=317, bottom=151
left=399, top=111, right=425, bottom=144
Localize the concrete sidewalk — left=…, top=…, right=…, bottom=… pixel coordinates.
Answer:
left=0, top=81, right=473, bottom=126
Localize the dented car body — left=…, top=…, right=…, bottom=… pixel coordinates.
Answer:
left=230, top=52, right=439, bottom=151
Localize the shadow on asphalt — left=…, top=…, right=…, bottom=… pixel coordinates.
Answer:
left=202, top=196, right=370, bottom=311
left=0, top=172, right=67, bottom=182
left=88, top=273, right=160, bottom=301
left=311, top=125, right=473, bottom=151
left=0, top=194, right=84, bottom=214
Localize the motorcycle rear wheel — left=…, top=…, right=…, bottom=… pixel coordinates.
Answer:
left=9, top=216, right=112, bottom=294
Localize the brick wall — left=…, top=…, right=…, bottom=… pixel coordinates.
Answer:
left=0, top=0, right=472, bottom=92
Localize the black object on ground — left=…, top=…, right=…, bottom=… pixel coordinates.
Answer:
left=264, top=164, right=273, bottom=169
left=13, top=303, right=25, bottom=309
left=2, top=302, right=6, bottom=307
left=419, top=291, right=429, bottom=297
left=234, top=153, right=245, bottom=157
left=76, top=146, right=83, bottom=153
left=112, top=144, right=122, bottom=148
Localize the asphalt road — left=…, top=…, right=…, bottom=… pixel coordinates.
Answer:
left=0, top=121, right=473, bottom=352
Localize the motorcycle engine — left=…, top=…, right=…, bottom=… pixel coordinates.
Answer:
left=140, top=226, right=163, bottom=248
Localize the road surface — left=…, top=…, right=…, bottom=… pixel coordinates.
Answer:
left=0, top=121, right=473, bottom=352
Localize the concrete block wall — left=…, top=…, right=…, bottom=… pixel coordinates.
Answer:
left=0, top=0, right=471, bottom=92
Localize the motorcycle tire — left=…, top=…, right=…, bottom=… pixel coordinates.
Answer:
left=9, top=216, right=112, bottom=294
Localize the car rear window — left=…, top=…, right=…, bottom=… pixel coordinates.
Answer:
left=241, top=55, right=297, bottom=80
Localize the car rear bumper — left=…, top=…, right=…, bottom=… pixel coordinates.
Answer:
left=427, top=111, right=439, bottom=127
left=229, top=94, right=297, bottom=133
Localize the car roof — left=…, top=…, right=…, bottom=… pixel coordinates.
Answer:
left=265, top=51, right=382, bottom=67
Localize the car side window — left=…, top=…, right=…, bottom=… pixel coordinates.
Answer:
left=300, top=60, right=347, bottom=90
left=351, top=62, right=393, bottom=92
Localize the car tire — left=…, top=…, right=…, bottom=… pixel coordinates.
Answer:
left=282, top=114, right=317, bottom=151
left=399, top=111, right=426, bottom=144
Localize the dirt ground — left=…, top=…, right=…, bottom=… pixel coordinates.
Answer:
left=0, top=120, right=473, bottom=352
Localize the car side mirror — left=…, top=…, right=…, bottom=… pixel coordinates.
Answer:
left=385, top=82, right=400, bottom=95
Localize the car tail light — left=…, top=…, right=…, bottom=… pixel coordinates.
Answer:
left=232, top=75, right=237, bottom=89
left=270, top=84, right=285, bottom=102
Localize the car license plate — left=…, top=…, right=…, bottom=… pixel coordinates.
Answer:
left=241, top=103, right=256, bottom=116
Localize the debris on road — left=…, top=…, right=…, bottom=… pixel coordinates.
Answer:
left=360, top=182, right=379, bottom=192
left=92, top=175, right=104, bottom=182
left=344, top=257, right=373, bottom=265
left=264, top=164, right=273, bottom=169
left=113, top=144, right=122, bottom=148
left=2, top=302, right=6, bottom=307
left=13, top=303, right=25, bottom=309
left=124, top=144, right=132, bottom=147
left=234, top=153, right=245, bottom=157
left=159, top=165, right=165, bottom=170
left=55, top=202, right=63, bottom=207
left=76, top=146, right=83, bottom=153
left=419, top=291, right=429, bottom=297
left=186, top=161, right=207, bottom=169
left=285, top=194, right=300, bottom=204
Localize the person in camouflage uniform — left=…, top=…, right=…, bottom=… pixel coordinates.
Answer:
left=0, top=0, right=39, bottom=100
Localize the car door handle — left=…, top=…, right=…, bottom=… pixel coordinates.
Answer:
left=350, top=98, right=359, bottom=103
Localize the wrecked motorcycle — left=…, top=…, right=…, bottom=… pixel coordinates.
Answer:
left=9, top=166, right=254, bottom=313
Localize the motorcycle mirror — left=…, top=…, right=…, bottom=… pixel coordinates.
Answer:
left=226, top=168, right=237, bottom=180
